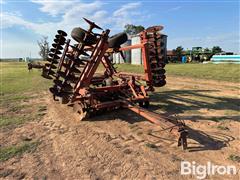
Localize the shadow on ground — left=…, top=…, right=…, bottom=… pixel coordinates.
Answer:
left=88, top=108, right=235, bottom=152
left=83, top=89, right=238, bottom=152
left=148, top=126, right=234, bottom=152
left=150, top=89, right=240, bottom=122
left=186, top=128, right=235, bottom=152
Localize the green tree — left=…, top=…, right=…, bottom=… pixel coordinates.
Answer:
left=204, top=48, right=211, bottom=53
left=38, top=36, right=49, bottom=60
left=212, top=46, right=222, bottom=54
left=124, top=24, right=145, bottom=35
left=204, top=48, right=213, bottom=61
left=173, top=46, right=184, bottom=61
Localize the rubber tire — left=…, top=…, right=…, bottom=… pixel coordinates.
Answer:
left=108, top=32, right=128, bottom=48
left=59, top=95, right=69, bottom=104
left=71, top=27, right=97, bottom=45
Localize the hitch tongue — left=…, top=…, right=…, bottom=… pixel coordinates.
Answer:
left=125, top=101, right=188, bottom=150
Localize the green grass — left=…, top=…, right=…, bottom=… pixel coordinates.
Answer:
left=38, top=105, right=47, bottom=112
left=0, top=62, right=51, bottom=94
left=217, top=125, right=230, bottom=131
left=0, top=116, right=31, bottom=128
left=166, top=63, right=240, bottom=82
left=0, top=62, right=49, bottom=129
left=145, top=143, right=158, bottom=149
left=228, top=154, right=240, bottom=163
left=114, top=63, right=240, bottom=82
left=0, top=141, right=39, bottom=162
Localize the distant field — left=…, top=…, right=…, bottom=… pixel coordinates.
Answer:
left=115, top=63, right=240, bottom=83
left=1, top=62, right=239, bottom=88
left=1, top=62, right=51, bottom=94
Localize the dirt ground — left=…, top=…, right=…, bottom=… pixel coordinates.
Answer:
left=0, top=76, right=239, bottom=180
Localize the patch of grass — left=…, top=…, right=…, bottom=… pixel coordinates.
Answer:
left=112, top=63, right=240, bottom=82
left=228, top=154, right=240, bottom=163
left=0, top=62, right=51, bottom=94
left=36, top=112, right=47, bottom=119
left=217, top=125, right=230, bottom=131
left=128, top=124, right=138, bottom=129
left=145, top=143, right=158, bottom=149
left=224, top=110, right=240, bottom=116
left=8, top=104, right=30, bottom=113
left=1, top=94, right=31, bottom=101
left=0, top=116, right=31, bottom=128
left=0, top=141, right=39, bottom=161
left=166, top=63, right=240, bottom=82
left=38, top=105, right=47, bottom=112
left=209, top=117, right=222, bottom=122
left=171, top=154, right=182, bottom=162
left=0, top=62, right=50, bottom=128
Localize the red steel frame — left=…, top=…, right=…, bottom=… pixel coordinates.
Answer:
left=70, top=28, right=188, bottom=149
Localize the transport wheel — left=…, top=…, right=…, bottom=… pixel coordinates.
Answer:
left=71, top=27, right=97, bottom=45
left=108, top=32, right=128, bottom=48
left=59, top=95, right=69, bottom=104
left=73, top=102, right=89, bottom=121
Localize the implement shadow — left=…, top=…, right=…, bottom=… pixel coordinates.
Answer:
left=186, top=127, right=235, bottom=152
left=88, top=107, right=235, bottom=152
left=150, top=89, right=240, bottom=122
left=85, top=89, right=238, bottom=152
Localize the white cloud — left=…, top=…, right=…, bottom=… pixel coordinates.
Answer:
left=1, top=1, right=146, bottom=35
left=1, top=12, right=24, bottom=28
left=112, top=2, right=145, bottom=31
left=60, top=1, right=105, bottom=28
left=1, top=1, right=148, bottom=57
left=1, top=12, right=59, bottom=35
left=113, top=2, right=141, bottom=17
left=30, top=0, right=77, bottom=16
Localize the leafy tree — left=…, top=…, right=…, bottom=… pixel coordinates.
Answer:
left=38, top=36, right=49, bottom=60
left=204, top=48, right=211, bottom=53
left=204, top=48, right=213, bottom=60
left=173, top=46, right=184, bottom=61
left=124, top=24, right=145, bottom=35
left=212, top=46, right=222, bottom=54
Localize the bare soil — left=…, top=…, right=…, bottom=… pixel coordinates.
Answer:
left=0, top=76, right=239, bottom=180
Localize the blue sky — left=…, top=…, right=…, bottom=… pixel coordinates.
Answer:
left=1, top=0, right=239, bottom=58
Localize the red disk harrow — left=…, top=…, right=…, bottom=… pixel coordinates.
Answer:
left=41, top=18, right=188, bottom=150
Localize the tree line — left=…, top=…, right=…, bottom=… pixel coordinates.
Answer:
left=172, top=46, right=223, bottom=62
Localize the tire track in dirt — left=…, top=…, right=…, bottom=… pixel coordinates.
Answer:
left=36, top=97, right=185, bottom=179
